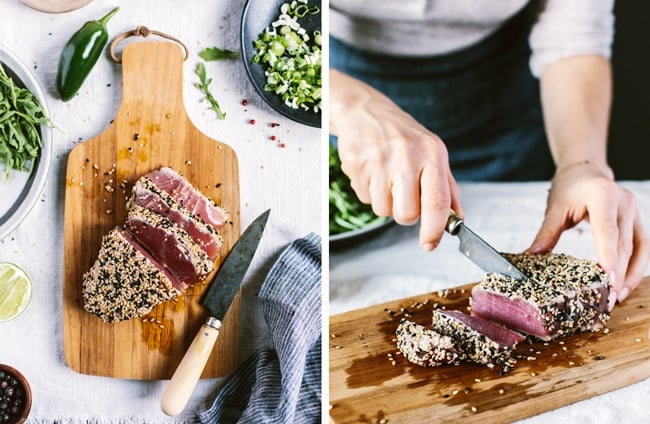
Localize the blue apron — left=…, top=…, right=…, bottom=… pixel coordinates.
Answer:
left=330, top=2, right=554, bottom=181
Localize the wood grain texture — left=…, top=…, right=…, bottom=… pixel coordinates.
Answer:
left=63, top=42, right=241, bottom=379
left=330, top=277, right=650, bottom=423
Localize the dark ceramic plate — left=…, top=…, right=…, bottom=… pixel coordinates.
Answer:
left=241, top=0, right=322, bottom=128
left=329, top=217, right=394, bottom=248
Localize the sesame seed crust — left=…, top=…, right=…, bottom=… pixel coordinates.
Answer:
left=137, top=177, right=219, bottom=237
left=396, top=319, right=466, bottom=367
left=151, top=166, right=230, bottom=228
left=82, top=228, right=177, bottom=323
left=472, top=253, right=610, bottom=340
left=432, top=310, right=518, bottom=371
left=131, top=176, right=223, bottom=258
left=127, top=204, right=214, bottom=277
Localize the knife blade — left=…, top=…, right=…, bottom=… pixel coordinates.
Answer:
left=446, top=211, right=528, bottom=281
left=161, top=209, right=270, bottom=416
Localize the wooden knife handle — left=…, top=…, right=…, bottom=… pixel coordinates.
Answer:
left=161, top=318, right=221, bottom=416
left=446, top=210, right=463, bottom=235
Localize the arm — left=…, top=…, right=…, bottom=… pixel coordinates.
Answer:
left=330, top=69, right=463, bottom=250
left=529, top=55, right=650, bottom=305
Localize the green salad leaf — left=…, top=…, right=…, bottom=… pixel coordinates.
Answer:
left=194, top=62, right=226, bottom=120
left=0, top=62, right=52, bottom=180
left=199, top=46, right=239, bottom=61
left=329, top=144, right=388, bottom=235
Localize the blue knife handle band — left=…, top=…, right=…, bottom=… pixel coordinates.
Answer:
left=205, top=316, right=222, bottom=330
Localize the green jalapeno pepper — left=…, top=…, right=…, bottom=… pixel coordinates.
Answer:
left=56, top=7, right=119, bottom=101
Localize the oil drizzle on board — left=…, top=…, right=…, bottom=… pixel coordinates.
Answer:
left=63, top=41, right=241, bottom=380
left=332, top=281, right=650, bottom=423
left=139, top=295, right=186, bottom=355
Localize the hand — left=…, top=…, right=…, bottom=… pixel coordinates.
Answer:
left=527, top=161, right=650, bottom=308
left=330, top=70, right=463, bottom=250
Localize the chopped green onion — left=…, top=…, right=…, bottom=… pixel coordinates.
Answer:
left=252, top=0, right=321, bottom=113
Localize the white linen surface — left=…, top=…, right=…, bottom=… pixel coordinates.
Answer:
left=0, top=0, right=321, bottom=422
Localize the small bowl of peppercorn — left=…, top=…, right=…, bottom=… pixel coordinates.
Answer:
left=0, top=364, right=31, bottom=424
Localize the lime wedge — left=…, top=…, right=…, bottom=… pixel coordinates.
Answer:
left=0, top=262, right=32, bottom=322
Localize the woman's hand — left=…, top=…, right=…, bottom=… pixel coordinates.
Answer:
left=528, top=161, right=650, bottom=308
left=330, top=70, right=463, bottom=250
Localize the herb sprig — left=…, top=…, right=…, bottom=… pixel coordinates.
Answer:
left=0, top=62, right=52, bottom=180
left=194, top=62, right=226, bottom=120
left=199, top=47, right=239, bottom=62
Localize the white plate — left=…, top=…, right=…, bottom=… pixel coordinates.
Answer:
left=0, top=45, right=52, bottom=241
left=19, top=0, right=93, bottom=13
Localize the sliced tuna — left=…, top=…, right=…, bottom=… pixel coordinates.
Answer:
left=432, top=309, right=524, bottom=370
left=471, top=253, right=610, bottom=341
left=130, top=176, right=223, bottom=259
left=396, top=319, right=466, bottom=367
left=146, top=167, right=229, bottom=229
left=126, top=205, right=214, bottom=291
left=82, top=227, right=178, bottom=323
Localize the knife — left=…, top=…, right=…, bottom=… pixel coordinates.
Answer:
left=161, top=209, right=270, bottom=416
left=446, top=210, right=528, bottom=280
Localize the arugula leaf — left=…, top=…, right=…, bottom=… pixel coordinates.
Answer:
left=194, top=62, right=226, bottom=119
left=329, top=144, right=387, bottom=235
left=194, top=62, right=226, bottom=120
left=199, top=46, right=239, bottom=61
left=0, top=62, right=52, bottom=180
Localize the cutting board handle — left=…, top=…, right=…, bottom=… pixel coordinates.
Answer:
left=118, top=41, right=187, bottom=116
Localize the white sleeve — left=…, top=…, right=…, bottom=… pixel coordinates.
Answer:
left=528, top=0, right=615, bottom=77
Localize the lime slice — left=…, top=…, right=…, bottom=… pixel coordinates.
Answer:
left=0, top=262, right=32, bottom=322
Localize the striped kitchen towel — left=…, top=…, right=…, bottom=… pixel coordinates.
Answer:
left=196, top=233, right=322, bottom=424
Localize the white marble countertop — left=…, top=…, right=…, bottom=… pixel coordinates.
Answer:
left=330, top=181, right=650, bottom=424
left=0, top=0, right=320, bottom=422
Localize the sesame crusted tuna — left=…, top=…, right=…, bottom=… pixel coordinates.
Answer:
left=82, top=228, right=178, bottom=322
left=146, top=167, right=229, bottom=230
left=397, top=319, right=466, bottom=367
left=432, top=310, right=524, bottom=371
left=126, top=204, right=214, bottom=291
left=470, top=253, right=610, bottom=341
left=130, top=176, right=223, bottom=259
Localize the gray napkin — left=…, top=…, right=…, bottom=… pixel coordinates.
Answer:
left=196, top=233, right=322, bottom=424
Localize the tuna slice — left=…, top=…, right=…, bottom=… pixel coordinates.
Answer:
left=145, top=167, right=229, bottom=229
left=396, top=319, right=466, bottom=367
left=470, top=253, right=610, bottom=341
left=126, top=204, right=214, bottom=291
left=82, top=227, right=178, bottom=323
left=130, top=176, right=223, bottom=259
left=432, top=309, right=524, bottom=370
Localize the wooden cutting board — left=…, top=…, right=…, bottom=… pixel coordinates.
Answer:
left=63, top=41, right=241, bottom=379
left=330, top=277, right=650, bottom=423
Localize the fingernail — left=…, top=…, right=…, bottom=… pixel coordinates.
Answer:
left=526, top=243, right=542, bottom=254
left=607, top=290, right=617, bottom=312
left=422, top=242, right=435, bottom=252
left=618, top=287, right=630, bottom=302
left=608, top=271, right=616, bottom=287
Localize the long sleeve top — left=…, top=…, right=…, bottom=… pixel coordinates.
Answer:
left=329, top=0, right=614, bottom=77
